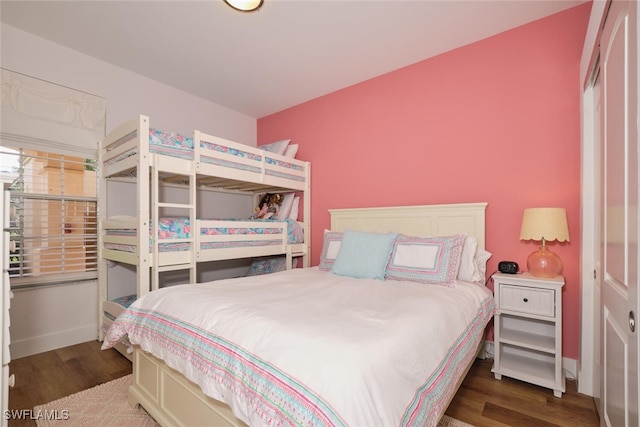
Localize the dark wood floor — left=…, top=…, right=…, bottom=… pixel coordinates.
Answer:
left=8, top=341, right=131, bottom=427
left=8, top=341, right=599, bottom=426
left=445, top=359, right=600, bottom=427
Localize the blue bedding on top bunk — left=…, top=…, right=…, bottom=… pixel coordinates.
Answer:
left=105, top=128, right=307, bottom=182
left=148, top=128, right=194, bottom=159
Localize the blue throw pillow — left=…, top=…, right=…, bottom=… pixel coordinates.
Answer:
left=331, top=230, right=397, bottom=280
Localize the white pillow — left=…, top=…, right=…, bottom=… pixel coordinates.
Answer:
left=457, top=236, right=492, bottom=283
left=288, top=196, right=300, bottom=221
left=475, top=248, right=492, bottom=281
left=458, top=236, right=479, bottom=282
left=284, top=144, right=299, bottom=158
left=259, top=139, right=290, bottom=156
left=276, top=193, right=295, bottom=221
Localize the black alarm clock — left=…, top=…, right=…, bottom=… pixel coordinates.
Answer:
left=498, top=261, right=519, bottom=274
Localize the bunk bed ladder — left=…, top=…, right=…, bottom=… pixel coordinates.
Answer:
left=150, top=156, right=197, bottom=291
left=97, top=131, right=107, bottom=341
left=137, top=117, right=152, bottom=299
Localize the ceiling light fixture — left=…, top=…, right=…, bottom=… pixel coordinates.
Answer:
left=223, top=0, right=263, bottom=12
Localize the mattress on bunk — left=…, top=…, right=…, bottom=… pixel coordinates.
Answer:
left=104, top=216, right=192, bottom=253
left=200, top=218, right=303, bottom=243
left=103, top=294, right=137, bottom=321
left=104, top=129, right=195, bottom=167
left=104, top=217, right=303, bottom=253
left=104, top=127, right=306, bottom=182
left=263, top=156, right=306, bottom=182
left=102, top=294, right=137, bottom=351
left=106, top=217, right=191, bottom=239
left=199, top=140, right=306, bottom=182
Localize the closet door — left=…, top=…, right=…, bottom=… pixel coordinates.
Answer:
left=599, top=0, right=639, bottom=425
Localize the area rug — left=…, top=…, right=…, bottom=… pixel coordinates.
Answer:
left=34, top=374, right=474, bottom=426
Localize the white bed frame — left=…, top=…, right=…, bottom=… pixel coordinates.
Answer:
left=97, top=115, right=311, bottom=351
left=127, top=202, right=488, bottom=427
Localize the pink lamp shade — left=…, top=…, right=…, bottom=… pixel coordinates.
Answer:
left=520, top=208, right=570, bottom=278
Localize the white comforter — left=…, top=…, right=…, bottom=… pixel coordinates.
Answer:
left=103, top=267, right=494, bottom=427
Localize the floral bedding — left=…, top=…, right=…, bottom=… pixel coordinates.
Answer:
left=105, top=129, right=194, bottom=166
left=200, top=218, right=303, bottom=244
left=104, top=217, right=303, bottom=253
left=104, top=217, right=192, bottom=253
left=105, top=129, right=306, bottom=180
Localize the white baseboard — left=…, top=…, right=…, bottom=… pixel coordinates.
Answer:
left=484, top=341, right=495, bottom=359
left=563, top=357, right=577, bottom=380
left=10, top=323, right=98, bottom=360
left=482, top=341, right=578, bottom=380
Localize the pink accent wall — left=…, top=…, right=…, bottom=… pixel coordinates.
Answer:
left=258, top=4, right=591, bottom=360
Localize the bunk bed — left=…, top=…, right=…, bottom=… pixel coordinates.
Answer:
left=97, top=115, right=311, bottom=358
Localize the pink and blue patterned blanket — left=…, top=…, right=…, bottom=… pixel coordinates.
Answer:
left=103, top=268, right=494, bottom=427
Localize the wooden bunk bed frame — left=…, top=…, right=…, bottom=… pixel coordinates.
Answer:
left=97, top=115, right=311, bottom=349
left=127, top=202, right=488, bottom=427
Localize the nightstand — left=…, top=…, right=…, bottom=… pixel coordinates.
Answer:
left=491, top=272, right=565, bottom=397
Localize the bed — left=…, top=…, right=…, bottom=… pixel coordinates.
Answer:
left=102, top=202, right=494, bottom=426
left=97, top=115, right=311, bottom=359
left=102, top=215, right=305, bottom=265
left=100, top=116, right=309, bottom=193
left=98, top=115, right=310, bottom=270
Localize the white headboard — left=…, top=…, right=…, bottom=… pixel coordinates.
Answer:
left=329, top=203, right=487, bottom=249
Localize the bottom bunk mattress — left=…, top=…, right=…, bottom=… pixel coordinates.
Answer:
left=102, top=294, right=137, bottom=359
left=103, top=268, right=494, bottom=427
left=102, top=294, right=137, bottom=323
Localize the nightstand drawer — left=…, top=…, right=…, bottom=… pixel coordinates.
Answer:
left=499, top=285, right=555, bottom=317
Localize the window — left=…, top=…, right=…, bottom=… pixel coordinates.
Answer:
left=1, top=148, right=97, bottom=287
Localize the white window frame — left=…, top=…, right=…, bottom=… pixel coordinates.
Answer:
left=2, top=147, right=98, bottom=289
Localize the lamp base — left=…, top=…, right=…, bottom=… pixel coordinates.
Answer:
left=527, top=246, right=562, bottom=278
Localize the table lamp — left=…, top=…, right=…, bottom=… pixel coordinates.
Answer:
left=519, top=207, right=570, bottom=278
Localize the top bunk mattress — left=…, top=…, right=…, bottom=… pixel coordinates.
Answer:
left=103, top=127, right=307, bottom=185
left=199, top=139, right=306, bottom=183
left=105, top=129, right=194, bottom=167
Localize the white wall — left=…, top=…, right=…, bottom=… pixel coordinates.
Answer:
left=1, top=25, right=257, bottom=141
left=1, top=24, right=258, bottom=358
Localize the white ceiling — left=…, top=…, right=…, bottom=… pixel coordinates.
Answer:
left=1, top=0, right=588, bottom=119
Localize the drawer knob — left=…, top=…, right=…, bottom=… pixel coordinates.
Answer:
left=523, top=298, right=529, bottom=303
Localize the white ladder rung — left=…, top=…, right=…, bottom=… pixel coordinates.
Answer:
left=157, top=263, right=195, bottom=273
left=151, top=152, right=197, bottom=291
left=157, top=238, right=194, bottom=244
left=157, top=202, right=195, bottom=210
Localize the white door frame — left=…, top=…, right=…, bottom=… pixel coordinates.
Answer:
left=579, top=0, right=608, bottom=398
left=580, top=2, right=640, bottom=410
